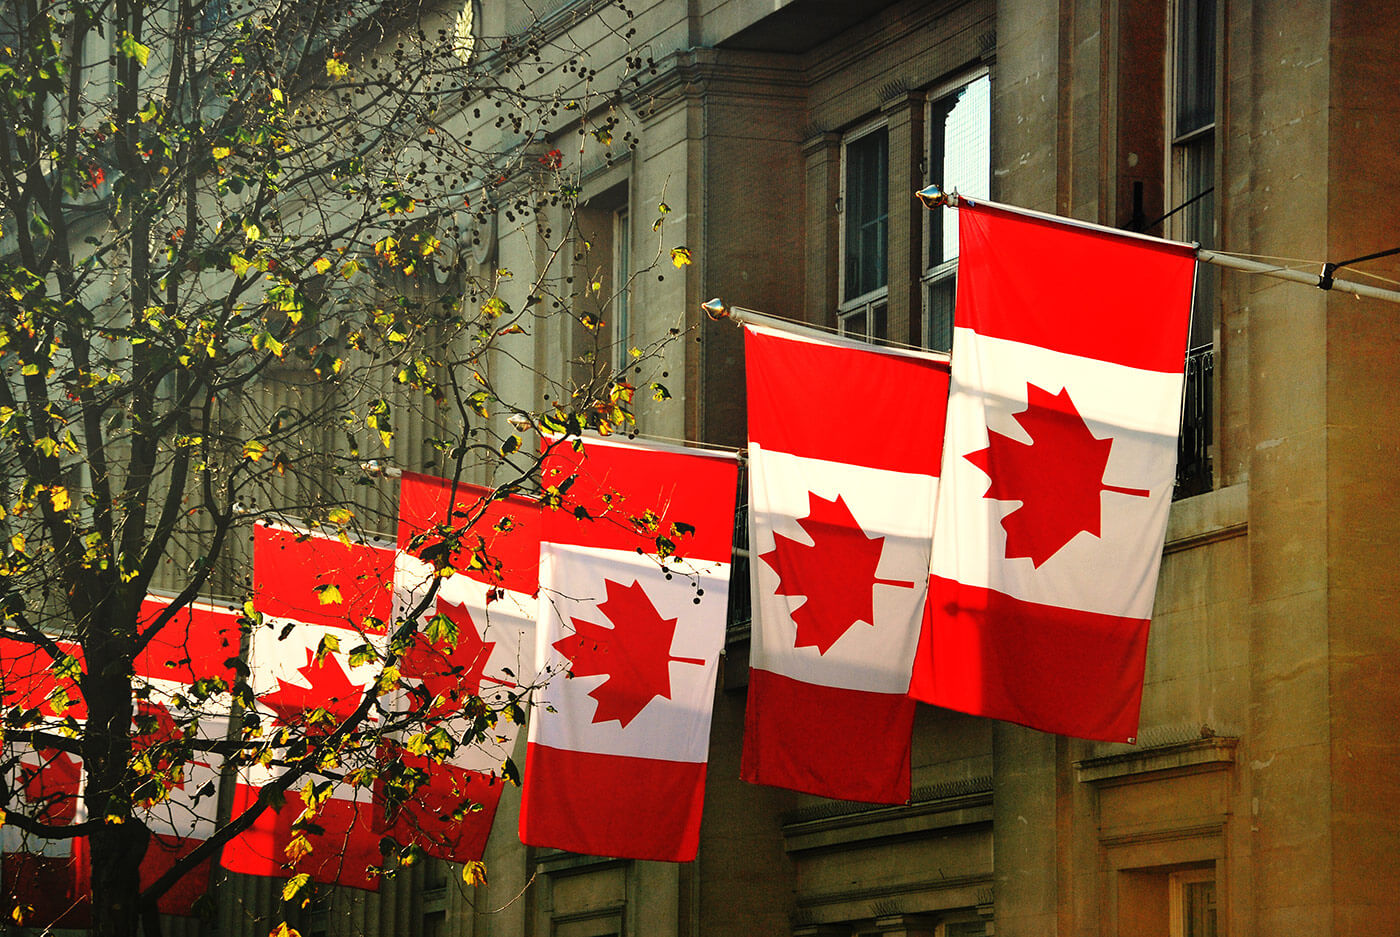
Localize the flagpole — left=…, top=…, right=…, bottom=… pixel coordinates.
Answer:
left=916, top=185, right=1400, bottom=306
left=700, top=299, right=844, bottom=342
left=700, top=298, right=951, bottom=359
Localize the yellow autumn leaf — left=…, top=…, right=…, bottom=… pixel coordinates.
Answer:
left=328, top=508, right=354, bottom=525
left=212, top=146, right=232, bottom=160
left=670, top=246, right=692, bottom=268
left=326, top=57, right=350, bottom=79
left=49, top=487, right=71, bottom=511
left=243, top=440, right=267, bottom=461
left=313, top=257, right=332, bottom=275
left=462, top=860, right=488, bottom=886
left=314, top=583, right=343, bottom=605
left=282, top=874, right=311, bottom=904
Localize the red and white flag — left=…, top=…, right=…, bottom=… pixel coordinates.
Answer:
left=740, top=324, right=949, bottom=804
left=3, top=595, right=239, bottom=922
left=1, top=636, right=88, bottom=929
left=519, top=436, right=738, bottom=861
left=378, top=472, right=539, bottom=863
left=220, top=523, right=394, bottom=890
left=118, top=595, right=241, bottom=915
left=912, top=200, right=1195, bottom=741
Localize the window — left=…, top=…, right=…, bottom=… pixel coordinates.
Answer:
left=1169, top=0, right=1217, bottom=497
left=923, top=71, right=991, bottom=352
left=839, top=123, right=889, bottom=340
left=1170, top=868, right=1218, bottom=937
left=570, top=181, right=629, bottom=381
left=612, top=206, right=631, bottom=370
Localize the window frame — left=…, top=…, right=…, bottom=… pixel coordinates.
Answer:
left=1166, top=0, right=1222, bottom=498
left=920, top=66, right=991, bottom=353
left=1168, top=867, right=1218, bottom=937
left=611, top=204, right=632, bottom=372
left=837, top=117, right=891, bottom=340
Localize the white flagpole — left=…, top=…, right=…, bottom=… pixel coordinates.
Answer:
left=700, top=299, right=951, bottom=359
left=916, top=185, right=1400, bottom=306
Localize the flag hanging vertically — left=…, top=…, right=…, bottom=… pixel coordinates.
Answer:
left=220, top=523, right=394, bottom=890
left=378, top=472, right=539, bottom=863
left=912, top=200, right=1196, bottom=741
left=520, top=436, right=738, bottom=862
left=740, top=324, right=949, bottom=804
left=124, top=595, right=241, bottom=915
left=0, top=636, right=89, bottom=929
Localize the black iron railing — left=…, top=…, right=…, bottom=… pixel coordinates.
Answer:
left=1174, top=345, right=1214, bottom=498
left=725, top=464, right=753, bottom=640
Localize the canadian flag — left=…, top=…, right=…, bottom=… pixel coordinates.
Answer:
left=378, top=472, right=539, bottom=863
left=519, top=436, right=738, bottom=861
left=912, top=200, right=1195, bottom=741
left=120, top=595, right=242, bottom=915
left=740, top=324, right=950, bottom=804
left=0, top=636, right=88, bottom=929
left=220, top=523, right=394, bottom=890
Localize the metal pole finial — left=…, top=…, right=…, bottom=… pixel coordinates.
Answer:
left=916, top=184, right=951, bottom=210
left=701, top=298, right=730, bottom=321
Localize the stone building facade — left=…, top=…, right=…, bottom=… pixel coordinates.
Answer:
left=201, top=0, right=1398, bottom=935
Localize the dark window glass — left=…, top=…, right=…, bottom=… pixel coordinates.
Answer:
left=844, top=128, right=889, bottom=300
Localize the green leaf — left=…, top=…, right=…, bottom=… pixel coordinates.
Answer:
left=348, top=643, right=380, bottom=667
left=425, top=612, right=458, bottom=647
left=315, top=633, right=340, bottom=663
left=379, top=192, right=415, bottom=214
left=119, top=33, right=151, bottom=66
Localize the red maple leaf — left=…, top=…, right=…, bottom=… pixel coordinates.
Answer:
left=20, top=748, right=82, bottom=825
left=259, top=648, right=365, bottom=731
left=399, top=597, right=503, bottom=719
left=965, top=383, right=1150, bottom=567
left=132, top=701, right=189, bottom=800
left=759, top=492, right=915, bottom=655
left=553, top=579, right=705, bottom=728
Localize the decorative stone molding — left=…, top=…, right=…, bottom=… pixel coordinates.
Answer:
left=1075, top=735, right=1238, bottom=784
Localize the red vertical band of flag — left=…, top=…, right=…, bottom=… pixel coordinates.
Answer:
left=136, top=595, right=242, bottom=687
left=742, top=325, right=948, bottom=804
left=914, top=201, right=1195, bottom=741
left=522, top=744, right=707, bottom=862
left=223, top=782, right=381, bottom=891
left=521, top=436, right=738, bottom=861
left=397, top=471, right=541, bottom=596
left=253, top=523, right=394, bottom=632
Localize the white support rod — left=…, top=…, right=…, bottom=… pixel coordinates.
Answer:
left=703, top=301, right=838, bottom=341
left=1195, top=249, right=1400, bottom=305
left=916, top=186, right=1400, bottom=306
left=700, top=298, right=950, bottom=358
